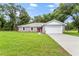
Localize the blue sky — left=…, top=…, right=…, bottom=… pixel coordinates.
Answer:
left=19, top=3, right=73, bottom=22
left=20, top=3, right=59, bottom=17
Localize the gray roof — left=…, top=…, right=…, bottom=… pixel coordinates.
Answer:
left=18, top=23, right=45, bottom=27
left=18, top=20, right=65, bottom=27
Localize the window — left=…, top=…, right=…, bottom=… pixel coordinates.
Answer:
left=23, top=27, right=25, bottom=30
left=31, top=27, right=33, bottom=30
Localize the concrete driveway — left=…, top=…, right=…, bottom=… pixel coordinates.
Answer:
left=48, top=33, right=79, bottom=56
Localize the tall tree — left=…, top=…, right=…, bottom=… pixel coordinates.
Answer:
left=0, top=3, right=31, bottom=31
left=0, top=4, right=6, bottom=30
left=33, top=13, right=51, bottom=23
left=4, top=4, right=30, bottom=30
left=59, top=3, right=79, bottom=32
left=0, top=14, right=6, bottom=30
left=19, top=8, right=30, bottom=25
left=5, top=3, right=19, bottom=30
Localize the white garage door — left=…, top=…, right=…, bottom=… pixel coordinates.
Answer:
left=45, top=25, right=63, bottom=33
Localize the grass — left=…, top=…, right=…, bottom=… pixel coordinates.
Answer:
left=64, top=30, right=79, bottom=37
left=0, top=31, right=70, bottom=56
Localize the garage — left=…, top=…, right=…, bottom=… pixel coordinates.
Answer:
left=44, top=20, right=65, bottom=34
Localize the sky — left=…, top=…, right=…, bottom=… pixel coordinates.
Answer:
left=19, top=3, right=73, bottom=23
left=20, top=3, right=59, bottom=17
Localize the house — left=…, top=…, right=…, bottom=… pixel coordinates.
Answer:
left=18, top=20, right=65, bottom=33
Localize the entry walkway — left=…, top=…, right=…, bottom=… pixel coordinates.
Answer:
left=48, top=33, right=79, bottom=56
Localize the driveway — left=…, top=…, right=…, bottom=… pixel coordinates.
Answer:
left=48, top=33, right=79, bottom=56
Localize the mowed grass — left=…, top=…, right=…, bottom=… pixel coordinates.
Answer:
left=64, top=31, right=79, bottom=37
left=0, top=31, right=70, bottom=56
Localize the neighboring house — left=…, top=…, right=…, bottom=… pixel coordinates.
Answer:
left=18, top=20, right=65, bottom=33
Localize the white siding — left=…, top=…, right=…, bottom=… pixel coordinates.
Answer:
left=26, top=27, right=31, bottom=31
left=44, top=20, right=65, bottom=34
left=44, top=25, right=64, bottom=33
left=42, top=26, right=45, bottom=33
left=18, top=27, right=30, bottom=32
left=18, top=27, right=23, bottom=31
left=32, top=27, right=37, bottom=32
left=18, top=27, right=38, bottom=32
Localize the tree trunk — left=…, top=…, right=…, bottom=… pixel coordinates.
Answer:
left=78, top=27, right=79, bottom=33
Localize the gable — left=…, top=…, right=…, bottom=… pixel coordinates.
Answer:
left=47, top=21, right=61, bottom=25
left=46, top=20, right=65, bottom=25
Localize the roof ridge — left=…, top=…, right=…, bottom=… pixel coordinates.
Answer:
left=47, top=19, right=64, bottom=24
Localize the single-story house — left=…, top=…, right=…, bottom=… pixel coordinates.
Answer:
left=18, top=20, right=65, bottom=33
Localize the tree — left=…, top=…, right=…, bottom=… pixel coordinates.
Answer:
left=0, top=14, right=6, bottom=30
left=3, top=21, right=12, bottom=31
left=33, top=13, right=52, bottom=23
left=73, top=16, right=79, bottom=32
left=43, top=13, right=51, bottom=22
left=0, top=3, right=31, bottom=31
left=59, top=3, right=79, bottom=32
left=0, top=4, right=6, bottom=30
left=19, top=8, right=30, bottom=25
left=50, top=4, right=71, bottom=22
left=65, top=22, right=74, bottom=31
left=4, top=3, right=30, bottom=30
left=5, top=3, right=19, bottom=30
left=34, top=16, right=43, bottom=22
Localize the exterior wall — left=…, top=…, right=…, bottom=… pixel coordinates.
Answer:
left=25, top=27, right=31, bottom=31
left=18, top=25, right=65, bottom=33
left=42, top=26, right=46, bottom=33
left=18, top=27, right=38, bottom=32
left=61, top=25, right=65, bottom=33
left=31, top=27, right=37, bottom=32
left=18, top=27, right=23, bottom=31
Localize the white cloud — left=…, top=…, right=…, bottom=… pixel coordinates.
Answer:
left=49, top=9, right=54, bottom=12
left=16, top=11, right=20, bottom=16
left=30, top=3, right=38, bottom=7
left=48, top=5, right=54, bottom=8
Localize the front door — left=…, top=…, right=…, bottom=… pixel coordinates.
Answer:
left=37, top=27, right=42, bottom=32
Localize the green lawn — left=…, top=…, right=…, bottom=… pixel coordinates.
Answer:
left=0, top=31, right=70, bottom=56
left=64, top=31, right=79, bottom=37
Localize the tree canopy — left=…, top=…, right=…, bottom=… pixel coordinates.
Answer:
left=0, top=3, right=30, bottom=31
